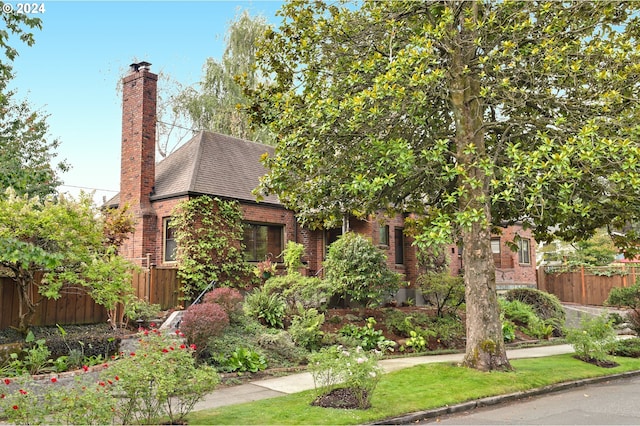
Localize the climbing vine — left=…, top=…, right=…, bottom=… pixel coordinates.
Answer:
left=171, top=196, right=255, bottom=300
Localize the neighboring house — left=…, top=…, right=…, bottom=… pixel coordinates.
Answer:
left=107, top=62, right=536, bottom=297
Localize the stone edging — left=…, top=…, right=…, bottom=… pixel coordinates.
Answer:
left=372, top=369, right=640, bottom=425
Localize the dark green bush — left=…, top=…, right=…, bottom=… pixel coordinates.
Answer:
left=263, top=274, right=334, bottom=311
left=504, top=287, right=566, bottom=336
left=324, top=232, right=402, bottom=307
left=610, top=338, right=640, bottom=358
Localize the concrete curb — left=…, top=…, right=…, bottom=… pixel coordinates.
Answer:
left=372, top=369, right=640, bottom=425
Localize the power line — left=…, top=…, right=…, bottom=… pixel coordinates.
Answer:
left=60, top=184, right=118, bottom=193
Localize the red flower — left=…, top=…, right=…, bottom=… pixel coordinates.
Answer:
left=103, top=363, right=109, bottom=368
left=175, top=329, right=181, bottom=335
left=19, top=389, right=27, bottom=395
left=1, top=394, right=5, bottom=399
left=12, top=405, right=18, bottom=410
left=190, top=344, right=197, bottom=350
left=169, top=346, right=175, bottom=351
left=144, top=330, right=149, bottom=336
left=150, top=322, right=156, bottom=328
left=51, top=377, right=57, bottom=383
left=82, top=365, right=89, bottom=372
left=107, top=380, right=113, bottom=385
left=162, top=348, right=169, bottom=353
left=3, top=378, right=10, bottom=385
left=115, top=375, right=120, bottom=381
left=180, top=344, right=186, bottom=349
left=130, top=352, right=136, bottom=356
left=99, top=381, right=106, bottom=387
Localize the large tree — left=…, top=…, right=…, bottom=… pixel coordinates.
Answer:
left=247, top=0, right=640, bottom=370
left=174, top=10, right=274, bottom=143
left=1, top=2, right=68, bottom=197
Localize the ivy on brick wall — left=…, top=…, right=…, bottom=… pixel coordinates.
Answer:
left=171, top=196, right=255, bottom=300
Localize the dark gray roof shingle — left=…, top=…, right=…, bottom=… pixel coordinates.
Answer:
left=106, top=131, right=278, bottom=207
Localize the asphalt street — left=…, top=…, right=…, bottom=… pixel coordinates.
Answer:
left=423, top=375, right=640, bottom=425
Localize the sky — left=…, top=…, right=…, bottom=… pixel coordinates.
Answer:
left=6, top=0, right=284, bottom=204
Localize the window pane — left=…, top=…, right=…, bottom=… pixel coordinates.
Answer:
left=164, top=218, right=177, bottom=262
left=395, top=228, right=404, bottom=265
left=518, top=239, right=530, bottom=264
left=243, top=223, right=284, bottom=262
left=491, top=239, right=501, bottom=254
left=379, top=225, right=389, bottom=246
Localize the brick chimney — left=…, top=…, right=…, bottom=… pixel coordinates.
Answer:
left=120, top=61, right=158, bottom=264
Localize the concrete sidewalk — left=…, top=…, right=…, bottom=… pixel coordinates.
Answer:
left=193, top=343, right=576, bottom=412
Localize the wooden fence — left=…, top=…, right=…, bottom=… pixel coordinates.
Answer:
left=0, top=267, right=181, bottom=329
left=0, top=276, right=108, bottom=329
left=537, top=265, right=638, bottom=306
left=131, top=267, right=182, bottom=310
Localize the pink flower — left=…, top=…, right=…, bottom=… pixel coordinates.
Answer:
left=144, top=330, right=149, bottom=336
left=50, top=377, right=57, bottom=383
left=103, top=363, right=109, bottom=368
left=190, top=344, right=197, bottom=350
left=3, top=378, right=10, bottom=385
left=150, top=322, right=156, bottom=328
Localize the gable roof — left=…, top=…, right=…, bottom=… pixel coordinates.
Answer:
left=106, top=131, right=279, bottom=207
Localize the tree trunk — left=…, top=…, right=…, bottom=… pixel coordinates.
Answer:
left=15, top=275, right=37, bottom=333
left=449, top=1, right=512, bottom=371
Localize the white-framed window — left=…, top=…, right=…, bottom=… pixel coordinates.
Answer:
left=243, top=222, right=284, bottom=262
left=518, top=238, right=531, bottom=264
left=491, top=238, right=501, bottom=254
left=163, top=217, right=177, bottom=263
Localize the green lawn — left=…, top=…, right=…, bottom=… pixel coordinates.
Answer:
left=187, top=354, right=640, bottom=425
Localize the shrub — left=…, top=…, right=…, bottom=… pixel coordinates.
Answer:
left=338, top=317, right=395, bottom=352
left=504, top=288, right=566, bottom=336
left=502, top=318, right=516, bottom=342
left=324, top=232, right=402, bottom=307
left=500, top=299, right=538, bottom=326
left=429, top=315, right=465, bottom=348
left=609, top=337, right=640, bottom=358
left=180, top=302, right=230, bottom=351
left=124, top=297, right=162, bottom=328
left=282, top=241, right=306, bottom=274
left=203, top=287, right=244, bottom=322
left=264, top=274, right=334, bottom=311
left=384, top=310, right=431, bottom=337
left=417, top=272, right=465, bottom=317
left=243, top=287, right=286, bottom=328
left=566, top=314, right=617, bottom=362
left=605, top=281, right=640, bottom=334
left=106, top=327, right=219, bottom=424
left=289, top=305, right=325, bottom=351
left=308, top=345, right=383, bottom=409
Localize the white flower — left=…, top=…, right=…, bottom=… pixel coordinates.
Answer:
left=356, top=357, right=366, bottom=364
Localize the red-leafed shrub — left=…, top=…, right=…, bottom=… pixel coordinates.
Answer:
left=180, top=303, right=229, bottom=350
left=203, top=287, right=244, bottom=321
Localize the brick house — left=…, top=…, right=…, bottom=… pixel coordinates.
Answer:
left=107, top=62, right=535, bottom=297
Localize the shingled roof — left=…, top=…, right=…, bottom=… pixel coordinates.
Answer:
left=106, top=131, right=278, bottom=207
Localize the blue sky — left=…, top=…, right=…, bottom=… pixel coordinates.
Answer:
left=7, top=0, right=284, bottom=203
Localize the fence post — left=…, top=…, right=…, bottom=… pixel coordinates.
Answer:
left=580, top=265, right=586, bottom=304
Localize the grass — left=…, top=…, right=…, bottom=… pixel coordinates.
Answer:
left=186, top=354, right=640, bottom=425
